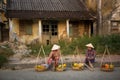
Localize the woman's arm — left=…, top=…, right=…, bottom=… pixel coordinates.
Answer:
left=48, top=51, right=53, bottom=59
left=90, top=50, right=96, bottom=59
left=86, top=50, right=89, bottom=59
left=57, top=50, right=61, bottom=59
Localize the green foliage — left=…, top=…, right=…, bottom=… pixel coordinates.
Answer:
left=28, top=34, right=120, bottom=56
left=0, top=55, right=8, bottom=68
left=42, top=45, right=52, bottom=56
left=28, top=43, right=52, bottom=56
left=0, top=47, right=14, bottom=57
left=96, top=34, right=120, bottom=53
left=0, top=45, right=14, bottom=67
left=58, top=34, right=120, bottom=55
left=27, top=43, right=41, bottom=56
left=71, top=34, right=120, bottom=54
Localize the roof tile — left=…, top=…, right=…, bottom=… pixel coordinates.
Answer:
left=6, top=0, right=94, bottom=20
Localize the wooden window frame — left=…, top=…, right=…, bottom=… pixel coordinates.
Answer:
left=111, top=21, right=120, bottom=33
left=42, top=21, right=58, bottom=36
left=19, top=20, right=33, bottom=35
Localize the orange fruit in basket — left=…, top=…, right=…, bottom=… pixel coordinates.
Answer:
left=105, top=64, right=109, bottom=69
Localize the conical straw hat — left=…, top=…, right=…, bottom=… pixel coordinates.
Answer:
left=85, top=43, right=94, bottom=48
left=51, top=44, right=60, bottom=50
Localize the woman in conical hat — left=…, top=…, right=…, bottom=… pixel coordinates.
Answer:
left=85, top=43, right=96, bottom=65
left=47, top=44, right=60, bottom=70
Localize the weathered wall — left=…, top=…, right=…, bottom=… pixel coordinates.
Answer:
left=12, top=19, right=19, bottom=34
left=12, top=19, right=39, bottom=44
left=58, top=21, right=67, bottom=39
left=11, top=19, right=91, bottom=44
left=1, top=12, right=7, bottom=22
left=32, top=20, right=39, bottom=38
left=78, top=22, right=85, bottom=37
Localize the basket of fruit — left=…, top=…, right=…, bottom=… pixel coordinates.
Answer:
left=35, top=64, right=48, bottom=72
left=71, top=46, right=84, bottom=71
left=35, top=65, right=46, bottom=72
left=100, top=64, right=114, bottom=72
left=72, top=62, right=84, bottom=70
left=56, top=63, right=67, bottom=72
left=100, top=46, right=114, bottom=72
left=34, top=45, right=48, bottom=72
left=55, top=51, right=67, bottom=72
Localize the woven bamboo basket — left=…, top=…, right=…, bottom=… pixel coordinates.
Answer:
left=72, top=66, right=80, bottom=70
left=72, top=63, right=84, bottom=71
left=56, top=63, right=67, bottom=72
left=35, top=65, right=47, bottom=72
left=72, top=66, right=84, bottom=70
left=56, top=66, right=66, bottom=72
left=101, top=67, right=114, bottom=72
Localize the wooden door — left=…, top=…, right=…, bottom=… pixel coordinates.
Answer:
left=69, top=22, right=79, bottom=38
left=1, top=25, right=9, bottom=42
left=42, top=21, right=58, bottom=45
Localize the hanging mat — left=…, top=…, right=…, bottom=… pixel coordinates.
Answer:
left=100, top=45, right=114, bottom=72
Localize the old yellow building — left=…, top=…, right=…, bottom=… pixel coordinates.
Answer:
left=6, top=0, right=95, bottom=45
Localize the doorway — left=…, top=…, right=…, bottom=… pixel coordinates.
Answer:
left=42, top=21, right=58, bottom=45
left=0, top=24, right=9, bottom=42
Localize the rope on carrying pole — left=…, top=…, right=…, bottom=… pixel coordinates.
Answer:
left=41, top=45, right=47, bottom=64
left=100, top=45, right=112, bottom=66
left=100, top=46, right=107, bottom=66
left=59, top=50, right=64, bottom=68
left=35, top=47, right=42, bottom=66
left=35, top=45, right=46, bottom=65
left=73, top=46, right=78, bottom=63
left=106, top=46, right=112, bottom=65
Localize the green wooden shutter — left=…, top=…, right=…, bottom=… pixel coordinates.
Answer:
left=25, top=24, right=32, bottom=35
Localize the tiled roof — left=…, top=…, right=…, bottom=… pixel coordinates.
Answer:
left=6, top=0, right=94, bottom=20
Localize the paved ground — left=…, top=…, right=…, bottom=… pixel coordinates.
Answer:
left=0, top=67, right=120, bottom=80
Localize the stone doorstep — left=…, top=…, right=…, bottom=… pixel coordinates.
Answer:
left=2, top=61, right=120, bottom=70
